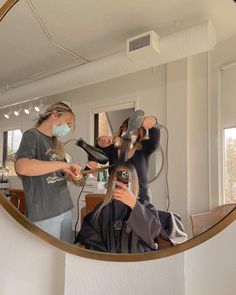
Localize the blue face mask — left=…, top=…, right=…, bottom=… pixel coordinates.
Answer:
left=121, top=132, right=138, bottom=144
left=52, top=123, right=70, bottom=138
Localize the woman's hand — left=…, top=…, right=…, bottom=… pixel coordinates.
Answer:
left=86, top=161, right=98, bottom=169
left=142, top=116, right=157, bottom=129
left=97, top=136, right=113, bottom=148
left=112, top=180, right=136, bottom=209
left=85, top=161, right=98, bottom=177
left=62, top=162, right=82, bottom=178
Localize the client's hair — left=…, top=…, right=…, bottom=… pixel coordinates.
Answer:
left=94, top=162, right=139, bottom=218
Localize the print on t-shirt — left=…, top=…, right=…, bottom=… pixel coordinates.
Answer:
left=45, top=147, right=65, bottom=184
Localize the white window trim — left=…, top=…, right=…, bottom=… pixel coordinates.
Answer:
left=222, top=126, right=236, bottom=204
left=216, top=61, right=236, bottom=205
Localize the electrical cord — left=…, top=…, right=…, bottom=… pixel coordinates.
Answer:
left=157, top=124, right=170, bottom=211
left=74, top=185, right=85, bottom=242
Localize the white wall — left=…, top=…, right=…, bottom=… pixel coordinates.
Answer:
left=221, top=64, right=236, bottom=128
left=0, top=206, right=65, bottom=295
left=185, top=220, right=236, bottom=295
left=188, top=53, right=210, bottom=216
left=65, top=253, right=185, bottom=295
left=166, top=58, right=190, bottom=230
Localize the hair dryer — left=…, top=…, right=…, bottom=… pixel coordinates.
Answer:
left=75, top=138, right=109, bottom=165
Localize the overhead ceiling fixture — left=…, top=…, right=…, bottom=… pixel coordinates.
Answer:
left=4, top=111, right=12, bottom=119
left=1, top=97, right=47, bottom=119
left=126, top=30, right=160, bottom=61
left=14, top=108, right=22, bottom=116
left=24, top=104, right=32, bottom=114
left=34, top=101, right=44, bottom=112
left=34, top=105, right=40, bottom=112
left=24, top=108, right=30, bottom=114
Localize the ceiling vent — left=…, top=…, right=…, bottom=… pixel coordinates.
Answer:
left=126, top=30, right=160, bottom=60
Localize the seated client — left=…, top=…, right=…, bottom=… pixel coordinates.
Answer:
left=75, top=163, right=187, bottom=253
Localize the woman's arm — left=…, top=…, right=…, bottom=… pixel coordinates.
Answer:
left=141, top=116, right=161, bottom=155
left=126, top=201, right=162, bottom=250
left=97, top=136, right=113, bottom=148
left=15, top=158, right=81, bottom=178
left=113, top=181, right=160, bottom=249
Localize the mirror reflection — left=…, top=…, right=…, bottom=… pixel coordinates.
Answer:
left=1, top=0, right=236, bottom=256
left=75, top=162, right=187, bottom=253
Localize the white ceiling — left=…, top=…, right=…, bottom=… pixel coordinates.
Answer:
left=0, top=0, right=236, bottom=99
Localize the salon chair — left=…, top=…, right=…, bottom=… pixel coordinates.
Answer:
left=190, top=203, right=236, bottom=237
left=80, top=193, right=106, bottom=222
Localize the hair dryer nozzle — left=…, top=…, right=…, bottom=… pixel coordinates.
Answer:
left=127, top=110, right=145, bottom=134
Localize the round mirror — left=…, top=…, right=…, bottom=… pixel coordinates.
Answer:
left=1, top=0, right=236, bottom=265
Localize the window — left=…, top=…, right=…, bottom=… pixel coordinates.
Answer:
left=94, top=108, right=134, bottom=145
left=94, top=112, right=113, bottom=143
left=3, top=129, right=22, bottom=176
left=224, top=127, right=236, bottom=203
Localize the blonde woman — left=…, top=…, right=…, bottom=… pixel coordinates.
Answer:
left=15, top=102, right=81, bottom=243
left=76, top=163, right=187, bottom=253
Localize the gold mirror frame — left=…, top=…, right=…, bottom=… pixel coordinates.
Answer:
left=0, top=0, right=19, bottom=22
left=1, top=191, right=236, bottom=262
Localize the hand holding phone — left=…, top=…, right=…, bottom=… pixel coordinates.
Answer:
left=112, top=180, right=136, bottom=209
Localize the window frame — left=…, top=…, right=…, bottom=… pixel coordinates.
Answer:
left=223, top=126, right=236, bottom=204
left=2, top=128, right=22, bottom=176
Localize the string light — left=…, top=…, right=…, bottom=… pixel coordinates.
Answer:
left=34, top=105, right=40, bottom=112
left=14, top=110, right=19, bottom=116
left=1, top=97, right=47, bottom=119
left=4, top=111, right=12, bottom=119
left=24, top=105, right=32, bottom=115
left=34, top=101, right=44, bottom=113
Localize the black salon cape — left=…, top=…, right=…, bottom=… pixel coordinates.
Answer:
left=75, top=199, right=187, bottom=253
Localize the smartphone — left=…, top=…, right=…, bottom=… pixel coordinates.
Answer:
left=112, top=180, right=132, bottom=190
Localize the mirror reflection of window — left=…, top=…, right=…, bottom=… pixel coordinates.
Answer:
left=94, top=108, right=134, bottom=144
left=3, top=129, right=22, bottom=176
left=224, top=127, right=236, bottom=203
left=98, top=112, right=113, bottom=137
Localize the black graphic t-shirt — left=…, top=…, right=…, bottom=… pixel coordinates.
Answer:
left=15, top=128, right=73, bottom=222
